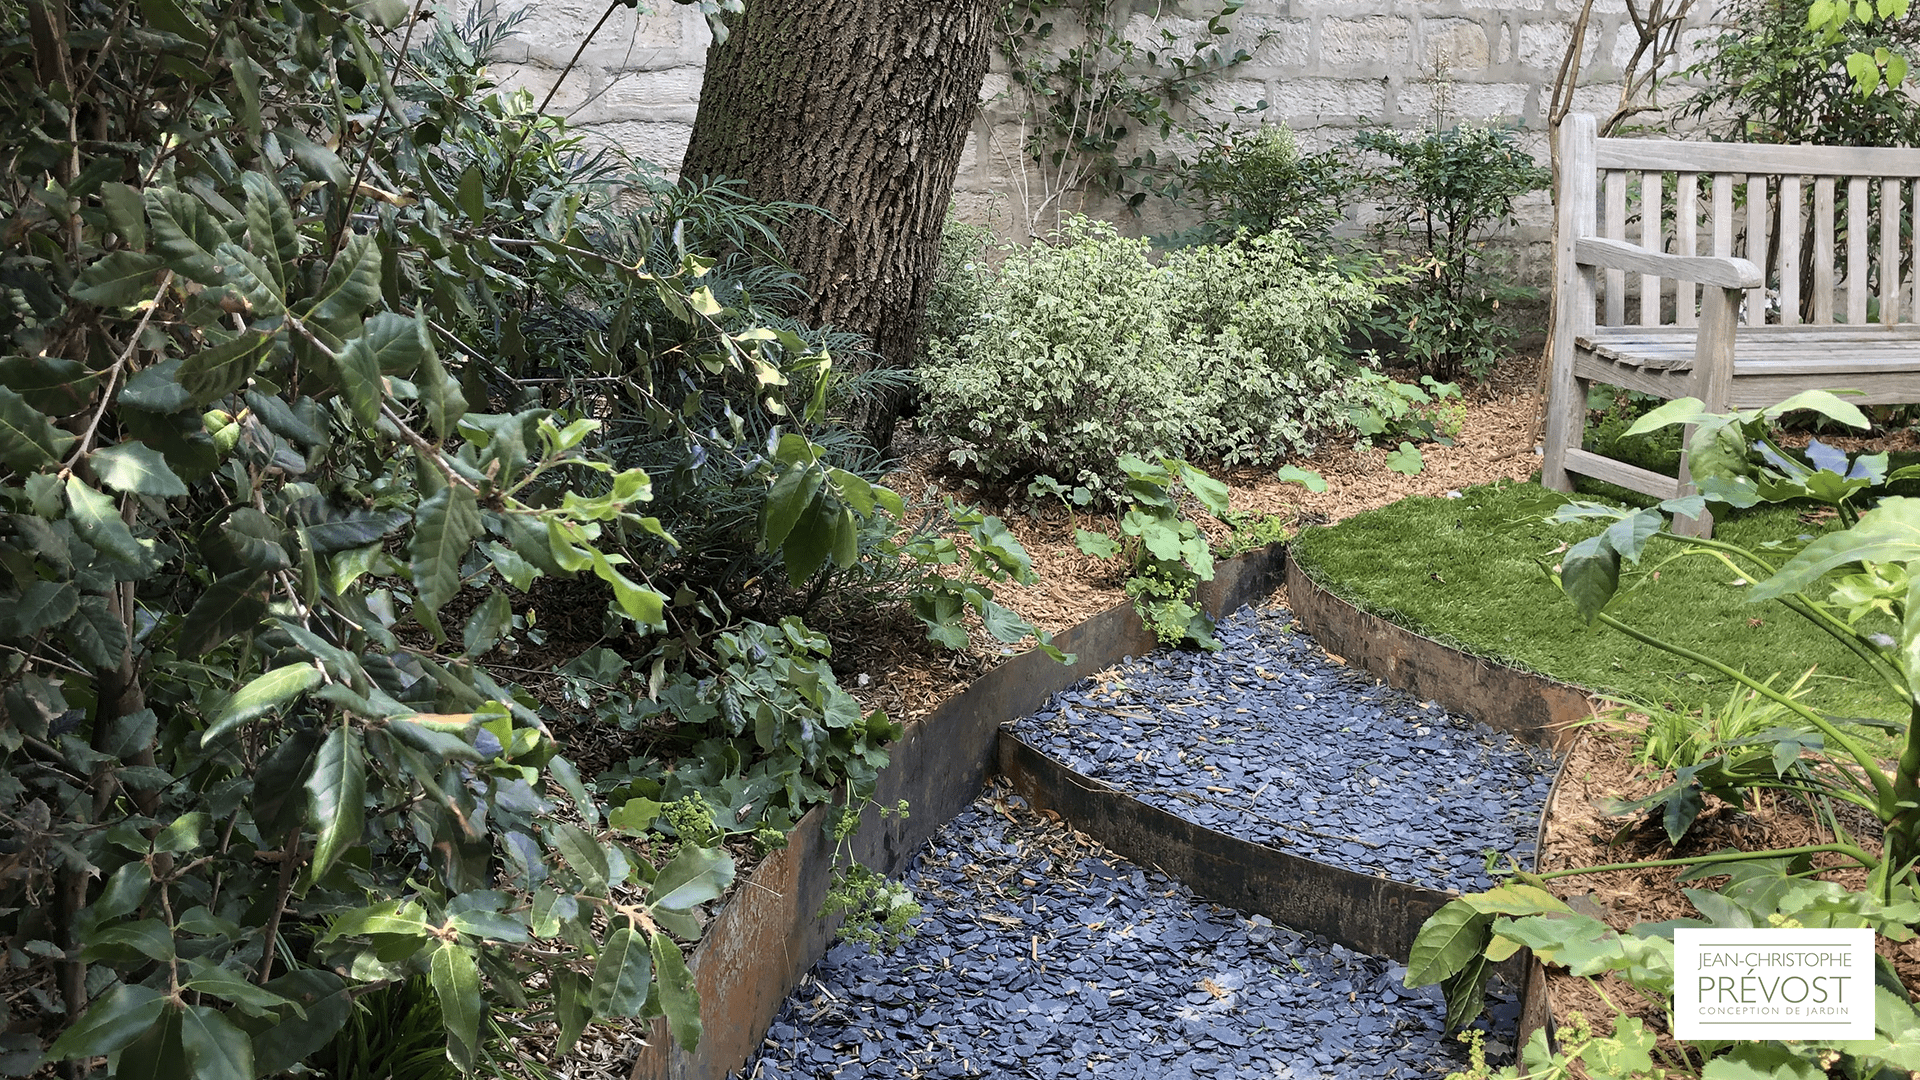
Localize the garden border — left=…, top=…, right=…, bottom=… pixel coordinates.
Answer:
left=630, top=544, right=1584, bottom=1078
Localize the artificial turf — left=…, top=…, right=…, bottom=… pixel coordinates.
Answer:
left=1288, top=480, right=1904, bottom=726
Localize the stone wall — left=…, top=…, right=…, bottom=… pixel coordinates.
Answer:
left=477, top=0, right=1717, bottom=252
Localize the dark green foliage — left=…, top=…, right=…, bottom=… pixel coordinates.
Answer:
left=1681, top=0, right=1920, bottom=146
left=1158, top=124, right=1348, bottom=250
left=0, top=2, right=1045, bottom=1076
left=1347, top=125, right=1549, bottom=382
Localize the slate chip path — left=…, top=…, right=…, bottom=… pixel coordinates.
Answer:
left=744, top=795, right=1513, bottom=1079
left=1006, top=603, right=1559, bottom=894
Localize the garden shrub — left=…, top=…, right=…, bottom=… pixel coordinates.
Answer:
left=920, top=217, right=1374, bottom=500
left=1347, top=124, right=1549, bottom=383
left=1160, top=123, right=1347, bottom=250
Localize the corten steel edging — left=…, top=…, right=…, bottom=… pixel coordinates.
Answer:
left=1287, top=553, right=1591, bottom=1068
left=997, top=732, right=1455, bottom=960
left=1283, top=557, right=1593, bottom=753
left=629, top=545, right=1291, bottom=1079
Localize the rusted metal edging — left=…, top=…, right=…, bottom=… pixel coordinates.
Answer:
left=1287, top=551, right=1597, bottom=1063
left=630, top=546, right=1289, bottom=1079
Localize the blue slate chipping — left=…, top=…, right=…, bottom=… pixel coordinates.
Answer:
left=1006, top=603, right=1558, bottom=894
left=741, top=794, right=1517, bottom=1079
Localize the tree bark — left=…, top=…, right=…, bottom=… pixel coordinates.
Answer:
left=680, top=0, right=994, bottom=450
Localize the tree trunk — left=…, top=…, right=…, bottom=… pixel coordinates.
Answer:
left=680, top=0, right=994, bottom=451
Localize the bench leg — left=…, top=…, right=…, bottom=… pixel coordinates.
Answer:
left=1541, top=373, right=1584, bottom=494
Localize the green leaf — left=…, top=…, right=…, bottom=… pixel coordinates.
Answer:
left=1385, top=441, right=1424, bottom=476
left=145, top=187, right=225, bottom=283
left=552, top=822, right=611, bottom=894
left=552, top=968, right=592, bottom=1056
left=462, top=590, right=512, bottom=656
left=102, top=182, right=146, bottom=250
left=241, top=172, right=300, bottom=282
left=1752, top=495, right=1920, bottom=600
left=419, top=346, right=467, bottom=439
left=1074, top=528, right=1120, bottom=558
left=183, top=962, right=298, bottom=1018
left=1404, top=900, right=1493, bottom=986
left=45, top=984, right=167, bottom=1060
left=72, top=250, right=166, bottom=307
left=1176, top=463, right=1231, bottom=514
left=1440, top=950, right=1491, bottom=1032
left=154, top=810, right=208, bottom=853
left=306, top=725, right=366, bottom=883
left=93, top=860, right=152, bottom=922
left=0, top=385, right=69, bottom=472
left=250, top=971, right=351, bottom=1074
left=81, top=918, right=175, bottom=963
left=304, top=234, right=381, bottom=340
left=203, top=663, right=322, bottom=746
left=0, top=355, right=99, bottom=415
left=179, top=331, right=272, bottom=405
left=321, top=898, right=430, bottom=942
left=652, top=930, right=702, bottom=1050
left=90, top=441, right=188, bottom=497
left=1559, top=534, right=1620, bottom=624
left=648, top=844, right=736, bottom=911
left=430, top=942, right=484, bottom=1071
left=0, top=580, right=78, bottom=639
left=411, top=485, right=482, bottom=613
left=65, top=477, right=149, bottom=572
left=115, top=1003, right=186, bottom=1080
left=589, top=926, right=653, bottom=1018
left=1458, top=884, right=1572, bottom=917
left=763, top=466, right=825, bottom=551
left=214, top=242, right=285, bottom=316
left=1275, top=465, right=1328, bottom=493
left=176, top=569, right=268, bottom=655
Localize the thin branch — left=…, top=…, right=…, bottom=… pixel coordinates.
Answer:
left=61, top=271, right=174, bottom=476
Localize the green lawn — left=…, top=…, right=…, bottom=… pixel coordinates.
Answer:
left=1288, top=480, right=1903, bottom=727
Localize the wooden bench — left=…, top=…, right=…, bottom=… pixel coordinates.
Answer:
left=1541, top=113, right=1920, bottom=534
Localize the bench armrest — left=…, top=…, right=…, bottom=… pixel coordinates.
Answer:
left=1574, top=236, right=1762, bottom=290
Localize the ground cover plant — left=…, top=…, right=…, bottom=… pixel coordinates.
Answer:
left=1288, top=481, right=1901, bottom=726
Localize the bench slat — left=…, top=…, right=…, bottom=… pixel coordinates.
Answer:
left=1816, top=176, right=1837, bottom=324
left=1883, top=178, right=1902, bottom=324
left=1748, top=174, right=1768, bottom=326
left=1677, top=173, right=1699, bottom=328
left=1605, top=169, right=1628, bottom=325
left=1780, top=177, right=1802, bottom=325
left=1849, top=176, right=1870, bottom=325
left=1594, top=139, right=1920, bottom=177
left=1562, top=447, right=1685, bottom=499
left=1643, top=171, right=1663, bottom=326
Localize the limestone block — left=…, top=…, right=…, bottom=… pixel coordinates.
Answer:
left=582, top=67, right=704, bottom=124
left=1192, top=78, right=1273, bottom=123
left=1422, top=18, right=1491, bottom=73
left=1517, top=18, right=1598, bottom=71
left=490, top=62, right=595, bottom=116
left=1244, top=15, right=1312, bottom=69
left=953, top=129, right=988, bottom=192
left=1319, top=15, right=1413, bottom=69
left=578, top=120, right=693, bottom=174
left=1269, top=77, right=1389, bottom=125
left=503, top=0, right=689, bottom=71
left=1450, top=81, right=1536, bottom=121
left=1565, top=82, right=1621, bottom=119
left=1451, top=0, right=1548, bottom=13
left=948, top=189, right=1013, bottom=235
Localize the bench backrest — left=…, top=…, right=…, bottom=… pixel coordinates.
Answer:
left=1560, top=113, right=1920, bottom=329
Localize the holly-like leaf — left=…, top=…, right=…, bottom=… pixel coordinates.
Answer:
left=71, top=250, right=167, bottom=308
left=304, top=234, right=381, bottom=340
left=176, top=569, right=269, bottom=655
left=411, top=485, right=482, bottom=614
left=551, top=822, right=611, bottom=895
left=305, top=725, right=366, bottom=883
left=462, top=590, right=512, bottom=657
left=241, top=172, right=300, bottom=283
left=0, top=580, right=78, bottom=640
left=589, top=926, right=653, bottom=1018
left=179, top=331, right=273, bottom=405
left=652, top=930, right=702, bottom=1050
left=65, top=477, right=151, bottom=573
left=249, top=971, right=352, bottom=1074
left=0, top=386, right=70, bottom=472
left=145, top=187, right=225, bottom=283
left=203, top=663, right=322, bottom=746
left=90, top=441, right=188, bottom=498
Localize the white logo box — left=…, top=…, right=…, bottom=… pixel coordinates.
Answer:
left=1673, top=927, right=1876, bottom=1040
